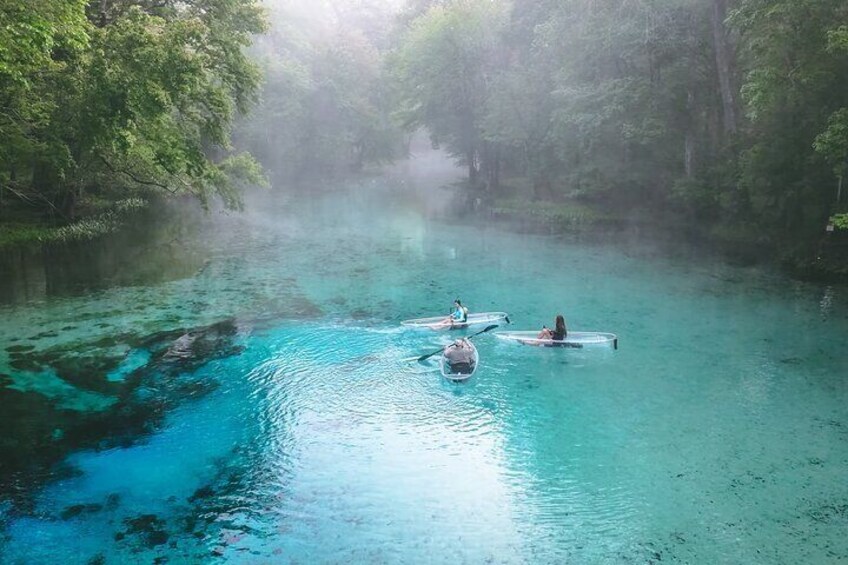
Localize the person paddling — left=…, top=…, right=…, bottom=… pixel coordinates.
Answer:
left=444, top=338, right=475, bottom=374
left=538, top=314, right=567, bottom=341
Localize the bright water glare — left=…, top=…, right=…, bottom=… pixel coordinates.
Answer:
left=1, top=154, right=847, bottom=564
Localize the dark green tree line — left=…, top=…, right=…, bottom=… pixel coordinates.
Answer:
left=390, top=0, right=848, bottom=264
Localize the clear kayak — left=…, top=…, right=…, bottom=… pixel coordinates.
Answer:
left=401, top=312, right=509, bottom=330
left=495, top=331, right=618, bottom=349
left=439, top=340, right=479, bottom=382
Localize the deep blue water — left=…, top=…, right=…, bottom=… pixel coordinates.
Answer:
left=1, top=158, right=847, bottom=563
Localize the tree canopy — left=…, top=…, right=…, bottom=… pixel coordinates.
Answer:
left=389, top=0, right=848, bottom=264
left=3, top=0, right=848, bottom=271
left=1, top=0, right=267, bottom=221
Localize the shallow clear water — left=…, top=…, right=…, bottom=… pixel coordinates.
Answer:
left=1, top=158, right=848, bottom=563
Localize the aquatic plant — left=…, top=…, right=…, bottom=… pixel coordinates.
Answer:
left=830, top=213, right=848, bottom=230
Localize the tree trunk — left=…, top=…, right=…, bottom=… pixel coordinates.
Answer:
left=712, top=0, right=737, bottom=135
left=685, top=90, right=695, bottom=178
left=467, top=150, right=478, bottom=185
left=490, top=145, right=500, bottom=191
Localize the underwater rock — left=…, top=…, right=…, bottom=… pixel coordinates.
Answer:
left=9, top=357, right=43, bottom=372
left=60, top=503, right=103, bottom=520
left=104, top=493, right=121, bottom=510
left=123, top=513, right=169, bottom=547
left=173, top=379, right=220, bottom=399
left=50, top=354, right=126, bottom=394
left=0, top=317, right=247, bottom=516
left=188, top=485, right=216, bottom=503
left=349, top=309, right=371, bottom=320
left=0, top=387, right=73, bottom=505
left=32, top=330, right=59, bottom=339
left=145, top=318, right=244, bottom=375
left=275, top=294, right=323, bottom=319
left=5, top=344, right=35, bottom=354
left=87, top=554, right=106, bottom=565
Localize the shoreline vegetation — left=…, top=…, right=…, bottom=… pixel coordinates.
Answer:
left=2, top=0, right=848, bottom=281
left=484, top=186, right=848, bottom=283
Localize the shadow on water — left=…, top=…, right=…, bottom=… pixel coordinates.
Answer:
left=0, top=201, right=207, bottom=305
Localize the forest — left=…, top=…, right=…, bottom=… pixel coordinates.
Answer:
left=2, top=0, right=848, bottom=274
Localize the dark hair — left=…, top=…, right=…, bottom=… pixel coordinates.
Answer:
left=555, top=315, right=566, bottom=334
left=455, top=299, right=462, bottom=306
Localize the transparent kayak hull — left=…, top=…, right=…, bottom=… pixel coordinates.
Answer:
left=401, top=312, right=509, bottom=330
left=495, top=330, right=618, bottom=349
left=439, top=341, right=479, bottom=382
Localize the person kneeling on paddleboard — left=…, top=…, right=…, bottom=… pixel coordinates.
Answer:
left=444, top=338, right=474, bottom=374
left=538, top=314, right=567, bottom=341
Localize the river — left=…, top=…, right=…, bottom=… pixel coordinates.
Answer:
left=1, top=153, right=847, bottom=563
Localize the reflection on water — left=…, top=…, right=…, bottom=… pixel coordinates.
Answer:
left=1, top=156, right=848, bottom=563
left=0, top=202, right=207, bottom=305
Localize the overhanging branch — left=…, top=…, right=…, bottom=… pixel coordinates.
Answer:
left=98, top=155, right=179, bottom=194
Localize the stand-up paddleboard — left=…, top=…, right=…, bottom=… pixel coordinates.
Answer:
left=495, top=331, right=618, bottom=349
left=402, top=312, right=509, bottom=330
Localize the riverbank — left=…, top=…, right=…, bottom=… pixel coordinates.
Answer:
left=0, top=198, right=150, bottom=249
left=483, top=192, right=848, bottom=284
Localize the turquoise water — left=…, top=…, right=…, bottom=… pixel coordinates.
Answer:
left=1, top=159, right=848, bottom=563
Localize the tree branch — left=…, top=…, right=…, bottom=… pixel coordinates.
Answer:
left=98, top=155, right=179, bottom=194
left=1, top=181, right=71, bottom=221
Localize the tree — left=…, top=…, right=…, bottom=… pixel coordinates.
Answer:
left=733, top=0, right=848, bottom=247
left=390, top=0, right=509, bottom=185
left=235, top=0, right=403, bottom=182
left=1, top=0, right=267, bottom=220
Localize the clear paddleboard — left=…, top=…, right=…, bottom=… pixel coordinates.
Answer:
left=401, top=312, right=509, bottom=330
left=495, top=330, right=618, bottom=349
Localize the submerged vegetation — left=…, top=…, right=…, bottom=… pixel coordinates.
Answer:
left=2, top=0, right=848, bottom=275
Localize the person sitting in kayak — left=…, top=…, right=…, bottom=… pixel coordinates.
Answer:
left=538, top=314, right=567, bottom=341
left=444, top=338, right=475, bottom=374
left=433, top=299, right=468, bottom=328
left=453, top=299, right=468, bottom=323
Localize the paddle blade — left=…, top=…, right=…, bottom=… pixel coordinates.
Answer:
left=505, top=316, right=511, bottom=324
left=478, top=324, right=499, bottom=335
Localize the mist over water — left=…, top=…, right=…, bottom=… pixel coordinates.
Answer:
left=1, top=148, right=847, bottom=563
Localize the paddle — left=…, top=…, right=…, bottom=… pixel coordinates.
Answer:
left=412, top=323, right=500, bottom=363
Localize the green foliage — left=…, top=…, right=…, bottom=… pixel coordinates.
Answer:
left=831, top=213, right=848, bottom=230
left=52, top=198, right=147, bottom=241
left=390, top=0, right=848, bottom=269
left=491, top=197, right=606, bottom=229
left=389, top=0, right=509, bottom=180
left=732, top=0, right=848, bottom=242
left=0, top=198, right=147, bottom=246
left=814, top=109, right=848, bottom=177
left=0, top=0, right=267, bottom=223
left=0, top=0, right=89, bottom=84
